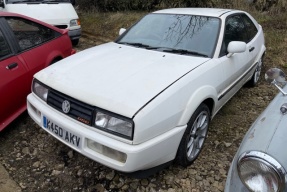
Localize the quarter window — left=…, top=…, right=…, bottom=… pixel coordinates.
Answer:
left=6, top=17, right=59, bottom=51
left=241, top=14, right=258, bottom=42
left=0, top=29, right=11, bottom=58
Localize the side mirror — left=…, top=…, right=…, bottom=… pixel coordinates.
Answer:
left=265, top=68, right=287, bottom=96
left=119, top=28, right=126, bottom=36
left=226, top=41, right=246, bottom=58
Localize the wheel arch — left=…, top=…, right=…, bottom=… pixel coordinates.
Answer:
left=202, top=98, right=214, bottom=118
left=44, top=49, right=65, bottom=67
left=177, top=85, right=217, bottom=126
left=50, top=56, right=63, bottom=65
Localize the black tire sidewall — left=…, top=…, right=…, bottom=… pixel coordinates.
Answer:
left=175, top=103, right=210, bottom=167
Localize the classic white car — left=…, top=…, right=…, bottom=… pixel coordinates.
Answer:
left=225, top=68, right=287, bottom=192
left=27, top=8, right=265, bottom=174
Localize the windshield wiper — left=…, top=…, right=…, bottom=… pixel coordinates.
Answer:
left=118, top=42, right=152, bottom=48
left=162, top=48, right=209, bottom=58
left=12, top=0, right=41, bottom=4
left=118, top=42, right=167, bottom=50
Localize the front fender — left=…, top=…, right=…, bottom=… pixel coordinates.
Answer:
left=178, top=85, right=217, bottom=125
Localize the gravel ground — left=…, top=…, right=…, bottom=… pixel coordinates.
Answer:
left=0, top=34, right=279, bottom=192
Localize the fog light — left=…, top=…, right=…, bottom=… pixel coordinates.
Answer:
left=30, top=103, right=41, bottom=119
left=87, top=139, right=127, bottom=163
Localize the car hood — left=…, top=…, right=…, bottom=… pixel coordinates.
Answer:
left=34, top=42, right=209, bottom=118
left=5, top=3, right=78, bottom=25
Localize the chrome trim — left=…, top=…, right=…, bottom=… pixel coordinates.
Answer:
left=237, top=151, right=286, bottom=192
left=280, top=103, right=287, bottom=115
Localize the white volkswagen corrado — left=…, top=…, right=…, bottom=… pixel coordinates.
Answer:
left=27, top=8, right=265, bottom=174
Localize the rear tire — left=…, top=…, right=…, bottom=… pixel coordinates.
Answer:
left=246, top=56, right=263, bottom=87
left=175, top=103, right=210, bottom=167
left=72, top=39, right=79, bottom=46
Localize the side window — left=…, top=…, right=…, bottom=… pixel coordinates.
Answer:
left=241, top=14, right=258, bottom=42
left=6, top=17, right=59, bottom=51
left=220, top=15, right=249, bottom=57
left=0, top=29, right=12, bottom=58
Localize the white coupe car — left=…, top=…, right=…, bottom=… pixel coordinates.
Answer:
left=27, top=8, right=265, bottom=174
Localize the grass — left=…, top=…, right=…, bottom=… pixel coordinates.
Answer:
left=259, top=13, right=287, bottom=68
left=78, top=11, right=146, bottom=40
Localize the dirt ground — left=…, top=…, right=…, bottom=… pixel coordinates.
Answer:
left=0, top=27, right=285, bottom=191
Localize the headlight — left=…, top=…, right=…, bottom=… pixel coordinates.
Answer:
left=32, top=79, right=49, bottom=102
left=70, top=19, right=80, bottom=27
left=237, top=151, right=286, bottom=192
left=94, top=111, right=133, bottom=139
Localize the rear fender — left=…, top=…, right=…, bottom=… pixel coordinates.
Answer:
left=254, top=26, right=266, bottom=64
left=45, top=50, right=64, bottom=66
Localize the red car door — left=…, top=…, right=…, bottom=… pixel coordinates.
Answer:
left=0, top=29, right=29, bottom=131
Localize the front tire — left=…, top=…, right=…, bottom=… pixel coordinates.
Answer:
left=175, top=103, right=210, bottom=167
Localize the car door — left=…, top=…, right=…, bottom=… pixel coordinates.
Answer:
left=216, top=14, right=255, bottom=104
left=0, top=24, right=29, bottom=130
left=4, top=16, right=62, bottom=77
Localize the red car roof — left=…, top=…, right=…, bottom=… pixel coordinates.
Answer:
left=0, top=11, right=67, bottom=35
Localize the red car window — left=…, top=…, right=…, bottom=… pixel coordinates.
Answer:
left=0, top=29, right=12, bottom=58
left=6, top=17, right=60, bottom=51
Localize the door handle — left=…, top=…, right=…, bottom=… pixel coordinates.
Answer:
left=6, top=63, right=18, bottom=70
left=249, top=47, right=255, bottom=52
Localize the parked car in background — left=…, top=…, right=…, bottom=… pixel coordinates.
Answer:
left=0, top=0, right=81, bottom=45
left=0, top=12, right=75, bottom=131
left=225, top=68, right=287, bottom=192
left=27, top=8, right=265, bottom=175
left=70, top=0, right=75, bottom=6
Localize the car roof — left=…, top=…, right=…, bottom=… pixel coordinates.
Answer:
left=0, top=11, right=65, bottom=34
left=153, top=8, right=242, bottom=17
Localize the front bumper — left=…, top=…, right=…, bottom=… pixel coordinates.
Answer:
left=27, top=93, right=186, bottom=172
left=68, top=28, right=81, bottom=40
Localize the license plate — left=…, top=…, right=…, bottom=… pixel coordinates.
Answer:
left=43, top=116, right=81, bottom=149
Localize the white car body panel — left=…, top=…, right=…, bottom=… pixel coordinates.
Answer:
left=0, top=1, right=81, bottom=39
left=154, top=8, right=238, bottom=17
left=2, top=4, right=77, bottom=26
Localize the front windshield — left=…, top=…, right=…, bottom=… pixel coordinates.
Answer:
left=6, top=0, right=71, bottom=3
left=117, top=13, right=220, bottom=58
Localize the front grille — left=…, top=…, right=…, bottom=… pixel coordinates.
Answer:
left=55, top=25, right=68, bottom=29
left=47, top=90, right=94, bottom=125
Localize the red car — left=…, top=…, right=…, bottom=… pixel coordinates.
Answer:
left=0, top=12, right=76, bottom=131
